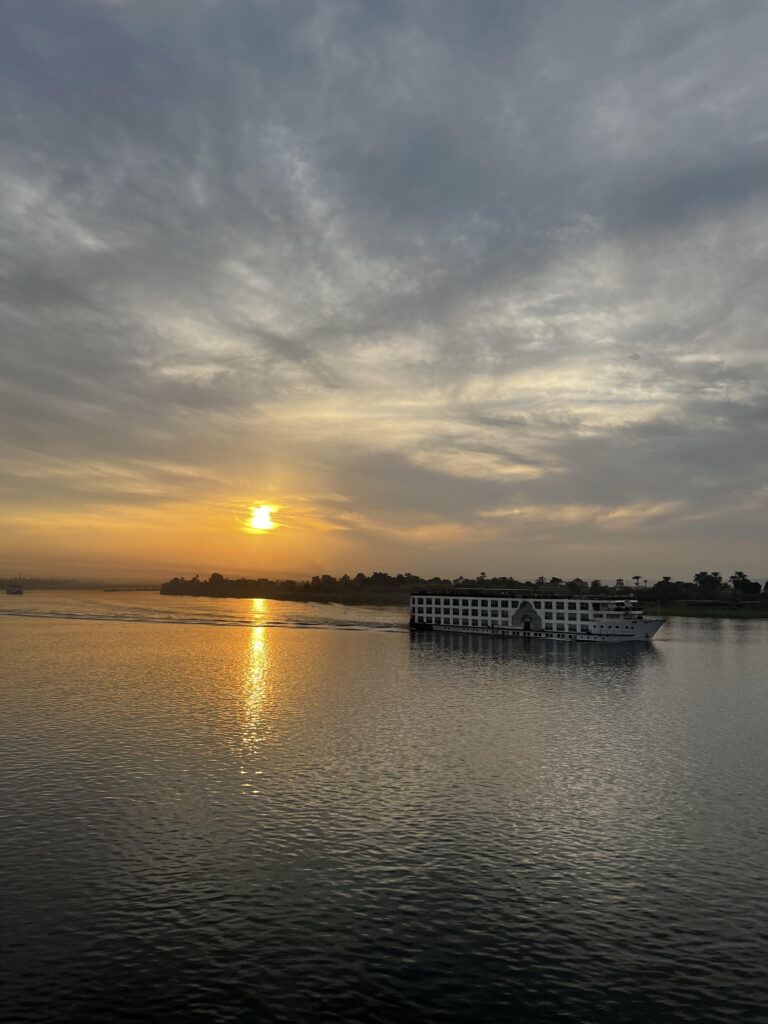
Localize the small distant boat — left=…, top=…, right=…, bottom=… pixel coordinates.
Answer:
left=5, top=583, right=23, bottom=595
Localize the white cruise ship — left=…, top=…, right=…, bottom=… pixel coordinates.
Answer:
left=409, top=589, right=665, bottom=643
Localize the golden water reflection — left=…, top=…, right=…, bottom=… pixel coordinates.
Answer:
left=241, top=605, right=273, bottom=793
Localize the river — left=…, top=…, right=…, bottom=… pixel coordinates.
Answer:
left=1, top=591, right=766, bottom=1022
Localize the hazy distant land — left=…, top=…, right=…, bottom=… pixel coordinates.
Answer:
left=159, top=571, right=768, bottom=617
left=5, top=571, right=766, bottom=617
left=0, top=577, right=158, bottom=592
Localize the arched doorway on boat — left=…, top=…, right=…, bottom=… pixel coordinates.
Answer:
left=511, top=601, right=542, bottom=632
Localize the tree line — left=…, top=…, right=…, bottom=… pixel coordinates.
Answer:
left=160, top=569, right=767, bottom=603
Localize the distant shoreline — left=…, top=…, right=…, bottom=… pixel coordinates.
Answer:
left=102, top=587, right=161, bottom=592
left=161, top=585, right=411, bottom=606
left=652, top=604, right=768, bottom=619
left=157, top=585, right=768, bottom=618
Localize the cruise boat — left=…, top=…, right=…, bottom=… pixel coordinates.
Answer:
left=409, top=589, right=664, bottom=642
left=5, top=583, right=23, bottom=595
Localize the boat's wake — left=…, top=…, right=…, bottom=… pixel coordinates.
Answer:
left=0, top=605, right=407, bottom=633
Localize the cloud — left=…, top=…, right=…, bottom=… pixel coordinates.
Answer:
left=1, top=0, right=767, bottom=578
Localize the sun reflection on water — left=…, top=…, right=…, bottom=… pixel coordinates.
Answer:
left=241, top=610, right=273, bottom=793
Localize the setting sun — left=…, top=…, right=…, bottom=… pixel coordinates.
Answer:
left=248, top=505, right=277, bottom=531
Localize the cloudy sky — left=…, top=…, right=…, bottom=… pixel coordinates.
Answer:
left=2, top=0, right=767, bottom=582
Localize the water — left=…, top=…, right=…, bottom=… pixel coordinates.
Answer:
left=1, top=591, right=767, bottom=1022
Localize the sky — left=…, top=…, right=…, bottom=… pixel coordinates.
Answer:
left=2, top=0, right=767, bottom=582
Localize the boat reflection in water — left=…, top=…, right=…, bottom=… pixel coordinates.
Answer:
left=410, top=626, right=663, bottom=671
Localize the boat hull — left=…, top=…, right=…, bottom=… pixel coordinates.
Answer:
left=411, top=620, right=665, bottom=643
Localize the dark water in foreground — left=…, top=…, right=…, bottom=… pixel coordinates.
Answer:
left=1, top=592, right=767, bottom=1023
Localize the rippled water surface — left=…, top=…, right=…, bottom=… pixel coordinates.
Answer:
left=2, top=592, right=767, bottom=1022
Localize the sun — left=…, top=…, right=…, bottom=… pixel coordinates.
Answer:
left=248, top=505, right=278, bottom=531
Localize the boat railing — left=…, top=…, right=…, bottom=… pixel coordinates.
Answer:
left=411, top=587, right=637, bottom=601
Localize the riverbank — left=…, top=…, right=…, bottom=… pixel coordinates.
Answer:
left=158, top=585, right=768, bottom=618
left=162, top=589, right=410, bottom=606
left=646, top=603, right=768, bottom=619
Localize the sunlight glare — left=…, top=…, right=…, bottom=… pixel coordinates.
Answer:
left=248, top=505, right=277, bottom=531
left=241, top=624, right=272, bottom=774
